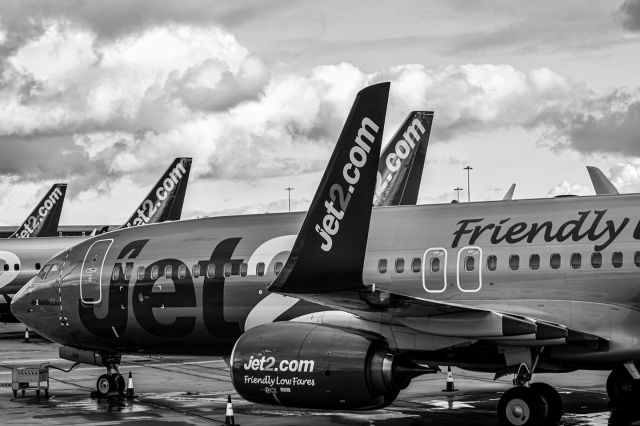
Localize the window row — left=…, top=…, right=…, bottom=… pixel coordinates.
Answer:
left=111, top=261, right=286, bottom=281
left=2, top=263, right=19, bottom=272
left=377, top=258, right=422, bottom=274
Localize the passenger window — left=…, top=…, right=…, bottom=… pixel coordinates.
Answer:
left=35, top=263, right=41, bottom=270
left=635, top=251, right=640, bottom=267
left=411, top=257, right=421, bottom=273
left=164, top=264, right=172, bottom=278
left=612, top=252, right=623, bottom=268
left=150, top=265, right=159, bottom=280
left=570, top=253, right=581, bottom=269
left=178, top=264, right=187, bottom=279
left=256, top=262, right=265, bottom=277
left=509, top=255, right=519, bottom=270
left=465, top=256, right=475, bottom=272
left=529, top=254, right=540, bottom=270
left=125, top=265, right=133, bottom=280
left=206, top=263, right=216, bottom=279
left=38, top=264, right=51, bottom=279
left=137, top=266, right=145, bottom=280
left=112, top=265, right=121, bottom=281
left=430, top=257, right=440, bottom=273
left=240, top=263, right=248, bottom=277
left=274, top=262, right=283, bottom=275
left=395, top=258, right=405, bottom=273
left=486, top=255, right=497, bottom=271
left=224, top=262, right=232, bottom=277
left=591, top=252, right=602, bottom=269
left=3, top=264, right=8, bottom=271
left=192, top=264, right=200, bottom=279
left=550, top=253, right=561, bottom=270
left=378, top=259, right=387, bottom=274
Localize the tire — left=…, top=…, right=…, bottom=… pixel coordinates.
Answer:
left=96, top=374, right=116, bottom=397
left=606, top=367, right=639, bottom=406
left=113, top=373, right=126, bottom=396
left=531, top=382, right=563, bottom=425
left=498, top=386, right=545, bottom=426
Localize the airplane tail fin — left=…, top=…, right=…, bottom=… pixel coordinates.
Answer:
left=269, top=82, right=390, bottom=294
left=587, top=166, right=619, bottom=195
left=10, top=183, right=67, bottom=238
left=502, top=183, right=516, bottom=200
left=120, top=157, right=192, bottom=229
left=374, top=111, right=433, bottom=206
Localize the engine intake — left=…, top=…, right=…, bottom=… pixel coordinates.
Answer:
left=231, top=322, right=424, bottom=409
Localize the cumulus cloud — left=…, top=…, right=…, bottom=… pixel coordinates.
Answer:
left=547, top=180, right=593, bottom=197
left=621, top=0, right=640, bottom=31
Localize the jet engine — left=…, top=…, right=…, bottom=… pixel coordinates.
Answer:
left=230, top=322, right=425, bottom=409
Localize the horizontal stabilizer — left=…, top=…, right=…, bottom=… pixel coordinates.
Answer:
left=10, top=183, right=67, bottom=238
left=374, top=111, right=433, bottom=206
left=121, top=157, right=192, bottom=229
left=269, top=82, right=390, bottom=294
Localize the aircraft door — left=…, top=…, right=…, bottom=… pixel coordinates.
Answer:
left=80, top=239, right=113, bottom=305
left=457, top=246, right=482, bottom=292
left=422, top=248, right=447, bottom=293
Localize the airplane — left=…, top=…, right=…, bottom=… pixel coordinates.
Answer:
left=502, top=183, right=516, bottom=201
left=587, top=166, right=619, bottom=195
left=17, top=83, right=640, bottom=425
left=5, top=183, right=67, bottom=238
left=0, top=157, right=192, bottom=322
left=0, top=113, right=432, bottom=324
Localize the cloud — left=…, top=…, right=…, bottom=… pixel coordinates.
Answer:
left=621, top=0, right=640, bottom=31
left=546, top=180, right=593, bottom=197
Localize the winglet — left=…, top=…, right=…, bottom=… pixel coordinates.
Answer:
left=120, top=157, right=192, bottom=228
left=10, top=183, right=67, bottom=238
left=586, top=166, right=619, bottom=195
left=269, top=82, right=390, bottom=294
left=502, top=183, right=516, bottom=200
left=374, top=111, right=433, bottom=206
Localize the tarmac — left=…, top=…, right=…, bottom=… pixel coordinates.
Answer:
left=1, top=324, right=639, bottom=425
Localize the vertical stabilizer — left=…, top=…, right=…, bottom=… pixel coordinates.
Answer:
left=587, top=166, right=619, bottom=195
left=374, top=111, right=433, bottom=206
left=10, top=183, right=67, bottom=238
left=120, top=157, right=192, bottom=229
left=269, top=82, right=390, bottom=294
left=502, top=183, right=516, bottom=200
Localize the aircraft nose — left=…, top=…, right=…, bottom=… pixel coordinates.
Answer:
left=10, top=276, right=36, bottom=327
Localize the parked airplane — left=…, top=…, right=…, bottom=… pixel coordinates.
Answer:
left=18, top=84, right=639, bottom=425
left=587, top=166, right=619, bottom=195
left=6, top=183, right=67, bottom=239
left=0, top=157, right=192, bottom=322
left=502, top=183, right=516, bottom=201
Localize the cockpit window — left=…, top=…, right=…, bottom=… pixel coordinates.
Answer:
left=37, top=264, right=52, bottom=279
left=45, top=263, right=59, bottom=279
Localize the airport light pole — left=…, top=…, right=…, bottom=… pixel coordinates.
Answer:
left=464, top=166, right=473, bottom=202
left=454, top=187, right=463, bottom=202
left=285, top=186, right=294, bottom=212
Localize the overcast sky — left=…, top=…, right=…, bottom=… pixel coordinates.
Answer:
left=1, top=0, right=640, bottom=225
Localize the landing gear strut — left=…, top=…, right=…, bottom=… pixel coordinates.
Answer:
left=94, top=353, right=125, bottom=398
left=497, top=350, right=563, bottom=426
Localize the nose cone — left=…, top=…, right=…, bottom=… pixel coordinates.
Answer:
left=11, top=276, right=36, bottom=327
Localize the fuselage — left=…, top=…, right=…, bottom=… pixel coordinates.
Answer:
left=12, top=194, right=640, bottom=367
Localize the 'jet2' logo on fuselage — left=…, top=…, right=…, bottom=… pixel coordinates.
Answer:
left=315, top=117, right=379, bottom=252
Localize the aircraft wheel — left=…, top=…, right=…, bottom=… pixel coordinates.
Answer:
left=606, top=367, right=639, bottom=405
left=96, top=374, right=116, bottom=397
left=497, top=386, right=545, bottom=426
left=530, top=382, right=563, bottom=425
left=113, top=373, right=126, bottom=395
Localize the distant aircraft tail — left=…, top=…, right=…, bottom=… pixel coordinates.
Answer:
left=374, top=111, right=433, bottom=206
left=269, top=82, right=389, bottom=294
left=120, top=157, right=192, bottom=229
left=586, top=166, right=619, bottom=195
left=502, top=183, right=516, bottom=200
left=10, top=183, right=67, bottom=238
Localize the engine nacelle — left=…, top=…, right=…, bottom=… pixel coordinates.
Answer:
left=231, top=322, right=419, bottom=409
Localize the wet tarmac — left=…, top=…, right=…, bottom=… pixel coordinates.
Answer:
left=1, top=326, right=640, bottom=425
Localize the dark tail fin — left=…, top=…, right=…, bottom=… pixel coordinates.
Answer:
left=269, top=82, right=390, bottom=294
left=374, top=111, right=433, bottom=206
left=10, top=183, right=67, bottom=238
left=587, top=166, right=619, bottom=195
left=120, top=157, right=192, bottom=229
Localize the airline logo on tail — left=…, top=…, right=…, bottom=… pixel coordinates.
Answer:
left=315, top=117, right=380, bottom=252
left=383, top=118, right=426, bottom=174
left=15, top=186, right=64, bottom=238
left=125, top=161, right=188, bottom=228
